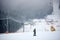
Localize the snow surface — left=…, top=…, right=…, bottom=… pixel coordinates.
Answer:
left=0, top=32, right=60, bottom=40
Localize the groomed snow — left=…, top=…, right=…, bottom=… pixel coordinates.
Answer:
left=0, top=32, right=60, bottom=40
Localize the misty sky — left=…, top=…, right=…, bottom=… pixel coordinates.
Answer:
left=1, top=0, right=53, bottom=21
left=0, top=0, right=60, bottom=33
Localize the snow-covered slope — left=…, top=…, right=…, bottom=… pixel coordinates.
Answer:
left=0, top=32, right=60, bottom=40
left=0, top=19, right=60, bottom=40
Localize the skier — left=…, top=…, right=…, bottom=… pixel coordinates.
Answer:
left=33, top=28, right=36, bottom=36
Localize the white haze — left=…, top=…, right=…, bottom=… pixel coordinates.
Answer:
left=1, top=0, right=53, bottom=22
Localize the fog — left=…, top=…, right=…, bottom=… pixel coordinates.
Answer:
left=0, top=0, right=53, bottom=22
left=2, top=0, right=60, bottom=33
